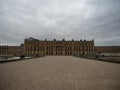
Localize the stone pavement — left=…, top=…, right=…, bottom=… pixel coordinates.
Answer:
left=0, top=56, right=120, bottom=90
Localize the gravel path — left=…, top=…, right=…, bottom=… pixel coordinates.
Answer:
left=0, top=56, right=120, bottom=90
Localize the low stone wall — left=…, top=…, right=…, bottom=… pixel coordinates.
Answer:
left=98, top=53, right=120, bottom=56
left=75, top=55, right=120, bottom=64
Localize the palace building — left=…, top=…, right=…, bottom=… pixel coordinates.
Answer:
left=23, top=37, right=94, bottom=56
left=0, top=45, right=21, bottom=56
left=95, top=46, right=120, bottom=56
left=1, top=37, right=120, bottom=57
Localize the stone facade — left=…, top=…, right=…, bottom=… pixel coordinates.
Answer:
left=23, top=37, right=94, bottom=56
left=0, top=45, right=8, bottom=55
left=0, top=45, right=21, bottom=56
left=95, top=46, right=120, bottom=56
left=1, top=37, right=120, bottom=57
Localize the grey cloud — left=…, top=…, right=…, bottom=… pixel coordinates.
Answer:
left=0, top=0, right=120, bottom=45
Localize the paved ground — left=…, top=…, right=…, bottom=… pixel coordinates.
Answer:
left=0, top=56, right=120, bottom=90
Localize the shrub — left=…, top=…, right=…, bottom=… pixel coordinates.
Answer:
left=20, top=54, right=25, bottom=59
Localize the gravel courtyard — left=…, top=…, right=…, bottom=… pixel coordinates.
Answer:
left=0, top=56, right=120, bottom=90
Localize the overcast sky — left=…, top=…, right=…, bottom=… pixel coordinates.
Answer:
left=0, top=0, right=120, bottom=46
